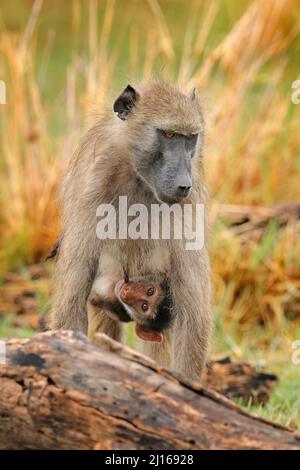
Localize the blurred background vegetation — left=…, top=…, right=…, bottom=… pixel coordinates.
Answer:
left=0, top=0, right=300, bottom=429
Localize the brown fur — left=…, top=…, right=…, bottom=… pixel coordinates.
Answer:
left=50, top=80, right=212, bottom=381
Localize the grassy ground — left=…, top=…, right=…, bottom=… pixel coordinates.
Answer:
left=0, top=0, right=300, bottom=431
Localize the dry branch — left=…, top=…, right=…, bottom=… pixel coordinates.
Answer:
left=0, top=331, right=299, bottom=450
left=212, top=202, right=300, bottom=234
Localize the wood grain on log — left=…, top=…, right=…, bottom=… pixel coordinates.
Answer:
left=0, top=331, right=299, bottom=450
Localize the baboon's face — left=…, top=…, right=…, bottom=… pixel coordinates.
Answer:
left=114, top=274, right=173, bottom=342
left=113, top=83, right=203, bottom=204
left=139, top=129, right=198, bottom=203
left=115, top=276, right=164, bottom=322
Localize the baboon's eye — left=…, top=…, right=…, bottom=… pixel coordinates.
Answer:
left=161, top=130, right=175, bottom=139
left=147, top=287, right=155, bottom=296
left=186, top=133, right=198, bottom=140
left=142, top=302, right=149, bottom=312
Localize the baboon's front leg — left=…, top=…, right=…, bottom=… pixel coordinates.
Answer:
left=172, top=314, right=211, bottom=381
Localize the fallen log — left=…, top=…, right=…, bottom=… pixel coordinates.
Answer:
left=0, top=331, right=299, bottom=450
left=203, top=356, right=278, bottom=405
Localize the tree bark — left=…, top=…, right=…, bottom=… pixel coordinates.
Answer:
left=0, top=331, right=299, bottom=450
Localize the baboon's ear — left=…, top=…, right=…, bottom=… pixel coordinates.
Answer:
left=189, top=87, right=197, bottom=101
left=113, top=85, right=139, bottom=120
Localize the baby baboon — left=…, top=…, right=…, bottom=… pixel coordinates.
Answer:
left=88, top=268, right=174, bottom=344
left=50, top=80, right=212, bottom=380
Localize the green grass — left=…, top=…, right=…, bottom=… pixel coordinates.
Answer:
left=0, top=315, right=35, bottom=339
left=236, top=362, right=300, bottom=430
left=214, top=309, right=300, bottom=429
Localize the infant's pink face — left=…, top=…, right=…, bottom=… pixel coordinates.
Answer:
left=115, top=277, right=163, bottom=319
left=114, top=276, right=165, bottom=342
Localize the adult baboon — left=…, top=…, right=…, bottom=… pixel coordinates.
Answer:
left=50, top=80, right=212, bottom=380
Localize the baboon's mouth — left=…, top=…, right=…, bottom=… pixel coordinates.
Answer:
left=135, top=323, right=163, bottom=343
left=157, top=190, right=188, bottom=204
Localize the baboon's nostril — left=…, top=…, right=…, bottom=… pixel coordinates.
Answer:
left=177, top=185, right=192, bottom=197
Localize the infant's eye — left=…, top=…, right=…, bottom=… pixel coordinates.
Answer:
left=147, top=287, right=155, bottom=296
left=142, top=302, right=149, bottom=311
left=161, top=130, right=175, bottom=139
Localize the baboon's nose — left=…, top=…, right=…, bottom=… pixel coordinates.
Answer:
left=177, top=185, right=192, bottom=197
